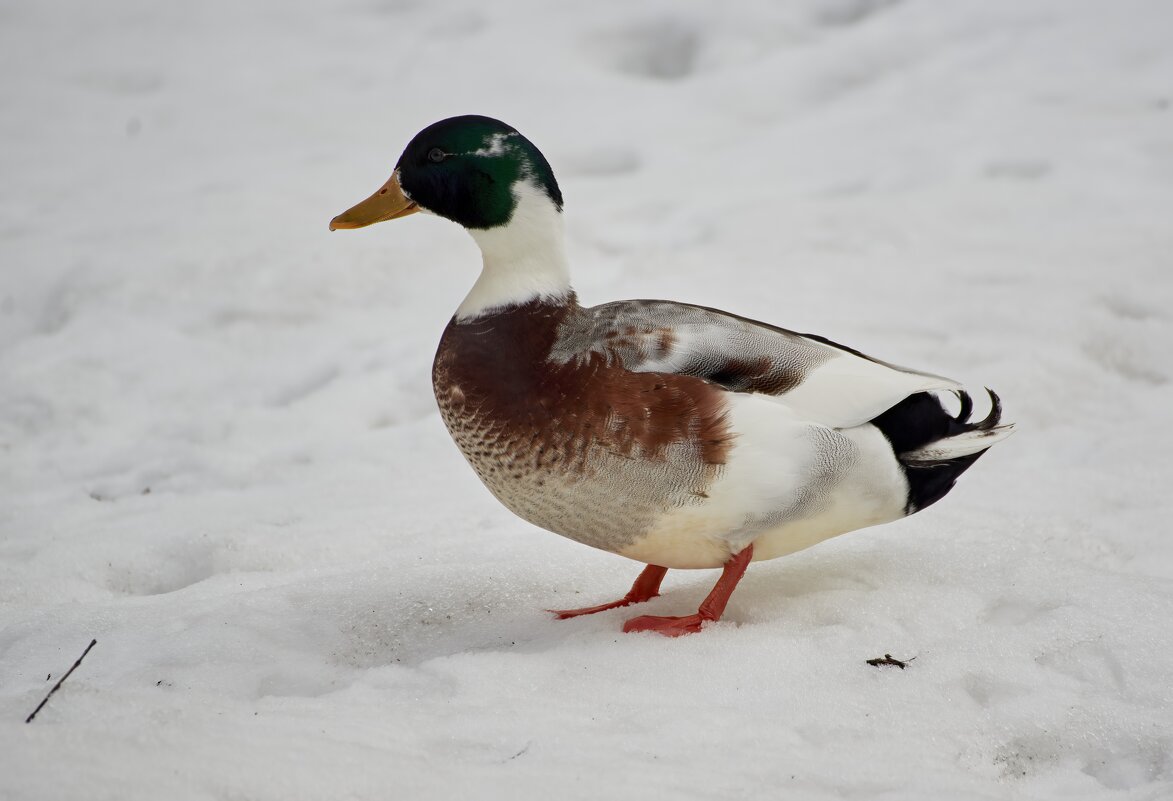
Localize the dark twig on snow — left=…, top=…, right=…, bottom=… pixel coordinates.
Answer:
left=866, top=653, right=915, bottom=670
left=505, top=742, right=532, bottom=762
left=25, top=639, right=97, bottom=723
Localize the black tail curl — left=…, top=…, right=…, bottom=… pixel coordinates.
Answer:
left=870, top=388, right=1004, bottom=513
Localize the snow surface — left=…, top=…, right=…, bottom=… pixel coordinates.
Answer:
left=3, top=0, right=1173, bottom=798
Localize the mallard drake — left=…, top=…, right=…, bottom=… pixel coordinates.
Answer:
left=330, top=115, right=1014, bottom=636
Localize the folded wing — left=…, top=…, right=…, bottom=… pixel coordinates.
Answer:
left=554, top=299, right=962, bottom=428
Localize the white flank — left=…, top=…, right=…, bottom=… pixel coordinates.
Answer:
left=456, top=179, right=571, bottom=320
left=621, top=393, right=909, bottom=569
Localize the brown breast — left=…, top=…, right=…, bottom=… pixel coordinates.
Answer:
left=431, top=297, right=732, bottom=554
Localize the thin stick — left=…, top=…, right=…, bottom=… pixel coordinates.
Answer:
left=25, top=639, right=97, bottom=724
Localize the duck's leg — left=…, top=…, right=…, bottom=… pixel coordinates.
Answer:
left=623, top=544, right=753, bottom=637
left=550, top=564, right=668, bottom=619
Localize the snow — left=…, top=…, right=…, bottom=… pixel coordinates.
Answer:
left=2, top=0, right=1173, bottom=798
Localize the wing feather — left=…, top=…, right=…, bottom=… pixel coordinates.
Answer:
left=554, top=300, right=961, bottom=429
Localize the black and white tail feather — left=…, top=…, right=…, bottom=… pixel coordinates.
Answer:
left=870, top=388, right=1010, bottom=513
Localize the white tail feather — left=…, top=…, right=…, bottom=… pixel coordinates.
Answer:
left=901, top=424, right=1016, bottom=462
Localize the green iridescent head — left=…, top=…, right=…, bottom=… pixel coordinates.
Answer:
left=330, top=116, right=563, bottom=233
left=396, top=116, right=562, bottom=229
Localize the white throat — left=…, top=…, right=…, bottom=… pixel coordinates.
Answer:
left=455, top=179, right=571, bottom=320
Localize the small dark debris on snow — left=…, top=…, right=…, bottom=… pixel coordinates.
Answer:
left=867, top=653, right=915, bottom=669
left=506, top=742, right=531, bottom=762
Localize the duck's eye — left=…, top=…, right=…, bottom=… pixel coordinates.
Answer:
left=427, top=148, right=447, bottom=163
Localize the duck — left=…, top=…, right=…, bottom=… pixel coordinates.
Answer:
left=330, top=115, right=1014, bottom=637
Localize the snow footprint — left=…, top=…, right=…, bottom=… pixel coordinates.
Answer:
left=1035, top=639, right=1127, bottom=693
left=1077, top=293, right=1171, bottom=386
left=105, top=538, right=219, bottom=596
left=981, top=596, right=1060, bottom=626
left=960, top=672, right=1028, bottom=708
left=585, top=18, right=701, bottom=81
left=813, top=0, right=903, bottom=28
left=995, top=729, right=1170, bottom=790
left=1080, top=736, right=1172, bottom=791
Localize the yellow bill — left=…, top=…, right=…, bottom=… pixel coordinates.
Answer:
left=330, top=171, right=419, bottom=230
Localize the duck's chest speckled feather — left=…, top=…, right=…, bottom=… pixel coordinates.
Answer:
left=431, top=298, right=732, bottom=554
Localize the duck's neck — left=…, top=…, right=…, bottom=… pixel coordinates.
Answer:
left=456, top=179, right=572, bottom=320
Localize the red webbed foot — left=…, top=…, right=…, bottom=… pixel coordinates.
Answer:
left=621, top=544, right=753, bottom=637
left=549, top=563, right=668, bottom=620
left=552, top=598, right=644, bottom=620
left=623, top=613, right=707, bottom=637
